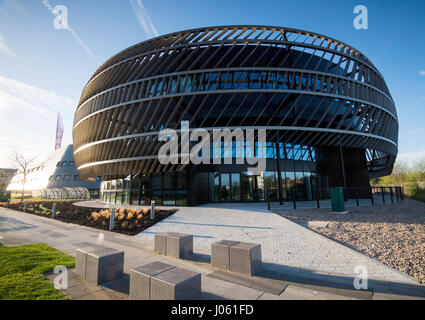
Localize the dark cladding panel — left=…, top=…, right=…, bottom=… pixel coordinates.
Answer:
left=72, top=25, right=398, bottom=193
left=318, top=146, right=371, bottom=197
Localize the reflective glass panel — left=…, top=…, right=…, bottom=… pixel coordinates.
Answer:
left=231, top=174, right=240, bottom=201
left=221, top=174, right=230, bottom=202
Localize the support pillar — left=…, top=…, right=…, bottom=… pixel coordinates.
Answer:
left=275, top=141, right=283, bottom=205
left=338, top=140, right=348, bottom=201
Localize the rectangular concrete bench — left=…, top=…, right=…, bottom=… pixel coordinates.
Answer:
left=154, top=232, right=193, bottom=258
left=130, top=261, right=201, bottom=300
left=211, top=240, right=239, bottom=270
left=211, top=240, right=262, bottom=276
left=76, top=245, right=124, bottom=285
left=76, top=245, right=106, bottom=277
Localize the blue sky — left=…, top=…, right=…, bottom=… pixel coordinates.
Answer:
left=0, top=0, right=424, bottom=167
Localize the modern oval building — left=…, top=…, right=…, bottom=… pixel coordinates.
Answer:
left=73, top=25, right=398, bottom=206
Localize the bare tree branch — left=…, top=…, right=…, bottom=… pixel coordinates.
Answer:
left=8, top=148, right=38, bottom=201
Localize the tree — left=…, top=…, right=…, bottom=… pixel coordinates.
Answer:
left=412, top=157, right=425, bottom=182
left=374, top=158, right=425, bottom=194
left=8, top=149, right=38, bottom=201
left=0, top=169, right=17, bottom=191
left=378, top=160, right=409, bottom=185
left=391, top=161, right=409, bottom=185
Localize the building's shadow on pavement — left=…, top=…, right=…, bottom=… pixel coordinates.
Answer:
left=259, top=262, right=425, bottom=299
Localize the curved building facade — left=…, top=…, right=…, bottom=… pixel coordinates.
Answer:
left=7, top=145, right=100, bottom=199
left=73, top=25, right=398, bottom=206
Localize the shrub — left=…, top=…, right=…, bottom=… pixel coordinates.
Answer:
left=408, top=176, right=420, bottom=196
left=91, top=212, right=100, bottom=220
left=100, top=209, right=110, bottom=219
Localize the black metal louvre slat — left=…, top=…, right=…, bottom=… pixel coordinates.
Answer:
left=73, top=25, right=398, bottom=180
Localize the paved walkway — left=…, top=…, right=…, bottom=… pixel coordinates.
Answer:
left=1, top=206, right=424, bottom=299
left=0, top=206, right=354, bottom=300
left=132, top=202, right=419, bottom=285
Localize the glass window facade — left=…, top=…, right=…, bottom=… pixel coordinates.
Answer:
left=207, top=170, right=328, bottom=203
left=99, top=141, right=330, bottom=206
left=133, top=70, right=357, bottom=101
left=100, top=171, right=188, bottom=206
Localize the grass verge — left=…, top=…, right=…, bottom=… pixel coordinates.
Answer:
left=0, top=244, right=75, bottom=300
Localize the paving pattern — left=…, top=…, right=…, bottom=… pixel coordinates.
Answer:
left=136, top=203, right=419, bottom=285
left=1, top=206, right=424, bottom=299
left=0, top=206, right=362, bottom=300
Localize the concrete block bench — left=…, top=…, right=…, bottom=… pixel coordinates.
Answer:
left=76, top=245, right=107, bottom=277
left=211, top=240, right=239, bottom=270
left=76, top=245, right=124, bottom=285
left=130, top=261, right=201, bottom=300
left=211, top=240, right=262, bottom=276
left=154, top=232, right=193, bottom=258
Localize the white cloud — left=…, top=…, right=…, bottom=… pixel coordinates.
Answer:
left=419, top=70, right=425, bottom=76
left=130, top=0, right=159, bottom=38
left=41, top=0, right=97, bottom=63
left=397, top=150, right=425, bottom=165
left=0, top=8, right=9, bottom=18
left=0, top=75, right=76, bottom=167
left=0, top=74, right=75, bottom=117
left=0, top=32, right=16, bottom=57
left=0, top=0, right=26, bottom=16
left=402, top=128, right=425, bottom=135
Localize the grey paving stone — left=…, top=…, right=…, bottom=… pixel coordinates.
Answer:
left=150, top=267, right=201, bottom=300
left=207, top=270, right=287, bottom=295
left=136, top=204, right=419, bottom=285
left=223, top=284, right=264, bottom=300
left=372, top=292, right=424, bottom=300
left=62, top=283, right=104, bottom=299
left=279, top=285, right=353, bottom=300
left=1, top=205, right=422, bottom=300
left=129, top=261, right=175, bottom=300
left=48, top=232, right=67, bottom=238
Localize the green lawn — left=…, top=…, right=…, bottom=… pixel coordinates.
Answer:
left=10, top=195, right=42, bottom=201
left=9, top=195, right=75, bottom=202
left=0, top=244, right=75, bottom=300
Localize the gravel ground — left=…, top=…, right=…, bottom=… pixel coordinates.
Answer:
left=273, top=199, right=425, bottom=284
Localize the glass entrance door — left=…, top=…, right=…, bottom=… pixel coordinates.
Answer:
left=219, top=173, right=241, bottom=202
left=220, top=174, right=231, bottom=202
left=241, top=173, right=261, bottom=202
left=231, top=173, right=241, bottom=201
left=210, top=173, right=242, bottom=202
left=241, top=174, right=253, bottom=201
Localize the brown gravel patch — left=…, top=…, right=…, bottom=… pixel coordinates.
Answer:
left=273, top=199, right=425, bottom=284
